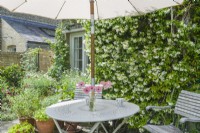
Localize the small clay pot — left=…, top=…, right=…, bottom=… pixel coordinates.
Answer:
left=36, top=119, right=55, bottom=133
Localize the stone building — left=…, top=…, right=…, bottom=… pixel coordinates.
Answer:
left=0, top=7, right=57, bottom=52
left=0, top=7, right=89, bottom=72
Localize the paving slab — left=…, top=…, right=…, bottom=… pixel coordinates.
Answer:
left=0, top=120, right=19, bottom=133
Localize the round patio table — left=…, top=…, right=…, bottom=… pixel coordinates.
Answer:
left=46, top=99, right=140, bottom=133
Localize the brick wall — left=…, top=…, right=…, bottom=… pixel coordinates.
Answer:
left=0, top=52, right=22, bottom=67
left=0, top=51, right=53, bottom=72
left=38, top=50, right=53, bottom=72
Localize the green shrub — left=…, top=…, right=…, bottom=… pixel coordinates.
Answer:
left=34, top=108, right=49, bottom=121
left=8, top=122, right=34, bottom=133
left=41, top=94, right=60, bottom=108
left=0, top=102, right=17, bottom=121
left=0, top=77, right=8, bottom=100
left=8, top=89, right=40, bottom=118
left=0, top=74, right=17, bottom=121
left=0, top=65, right=24, bottom=87
left=34, top=95, right=59, bottom=121
left=22, top=72, right=55, bottom=96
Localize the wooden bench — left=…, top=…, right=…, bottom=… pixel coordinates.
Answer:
left=144, top=90, right=200, bottom=133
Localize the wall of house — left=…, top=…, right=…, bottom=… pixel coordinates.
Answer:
left=0, top=52, right=22, bottom=67
left=1, top=19, right=27, bottom=52
left=66, top=33, right=70, bottom=45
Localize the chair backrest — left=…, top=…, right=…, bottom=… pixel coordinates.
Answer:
left=74, top=88, right=102, bottom=100
left=175, top=90, right=200, bottom=118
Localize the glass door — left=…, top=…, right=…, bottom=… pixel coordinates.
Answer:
left=70, top=33, right=88, bottom=72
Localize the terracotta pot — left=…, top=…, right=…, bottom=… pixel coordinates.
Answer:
left=19, top=117, right=35, bottom=127
left=36, top=119, right=55, bottom=133
left=65, top=122, right=78, bottom=133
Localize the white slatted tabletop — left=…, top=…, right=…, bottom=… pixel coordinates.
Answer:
left=46, top=99, right=139, bottom=122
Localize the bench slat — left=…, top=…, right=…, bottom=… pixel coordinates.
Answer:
left=179, top=94, right=200, bottom=101
left=176, top=103, right=200, bottom=111
left=176, top=99, right=200, bottom=109
left=175, top=105, right=200, bottom=117
left=175, top=90, right=200, bottom=118
left=182, top=90, right=200, bottom=98
left=176, top=99, right=200, bottom=107
left=175, top=109, right=200, bottom=118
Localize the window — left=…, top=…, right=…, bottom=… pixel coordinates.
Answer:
left=70, top=33, right=88, bottom=72
left=7, top=45, right=16, bottom=52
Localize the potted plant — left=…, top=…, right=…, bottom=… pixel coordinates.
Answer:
left=34, top=108, right=55, bottom=133
left=8, top=122, right=35, bottom=133
left=8, top=89, right=40, bottom=126
left=34, top=94, right=60, bottom=133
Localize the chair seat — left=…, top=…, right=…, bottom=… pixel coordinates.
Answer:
left=143, top=124, right=183, bottom=133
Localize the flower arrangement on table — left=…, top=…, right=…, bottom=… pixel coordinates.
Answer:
left=76, top=81, right=112, bottom=111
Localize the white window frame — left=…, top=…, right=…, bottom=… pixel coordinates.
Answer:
left=70, top=32, right=88, bottom=72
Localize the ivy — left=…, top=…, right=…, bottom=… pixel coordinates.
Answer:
left=21, top=48, right=41, bottom=73
left=82, top=0, right=200, bottom=130
left=48, top=21, right=70, bottom=80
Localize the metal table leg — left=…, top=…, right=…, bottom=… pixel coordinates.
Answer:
left=54, top=118, right=127, bottom=133
left=100, top=123, right=109, bottom=133
left=112, top=118, right=128, bottom=133
left=53, top=119, right=66, bottom=133
left=89, top=122, right=101, bottom=133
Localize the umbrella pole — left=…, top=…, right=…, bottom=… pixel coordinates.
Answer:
left=90, top=0, right=95, bottom=86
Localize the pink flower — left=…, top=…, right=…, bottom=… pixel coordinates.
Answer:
left=78, top=81, right=112, bottom=94
left=77, top=81, right=85, bottom=88
left=95, top=86, right=103, bottom=93
left=100, top=81, right=106, bottom=86
left=88, top=85, right=95, bottom=91
left=104, top=81, right=112, bottom=90
left=83, top=86, right=91, bottom=94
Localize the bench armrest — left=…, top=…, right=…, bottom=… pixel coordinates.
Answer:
left=180, top=117, right=200, bottom=124
left=146, top=105, right=173, bottom=111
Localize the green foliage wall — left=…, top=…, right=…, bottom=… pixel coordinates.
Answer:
left=48, top=22, right=70, bottom=80
left=83, top=0, right=200, bottom=129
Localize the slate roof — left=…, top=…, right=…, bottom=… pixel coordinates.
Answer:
left=1, top=16, right=56, bottom=43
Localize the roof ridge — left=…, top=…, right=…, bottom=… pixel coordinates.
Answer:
left=1, top=15, right=56, bottom=29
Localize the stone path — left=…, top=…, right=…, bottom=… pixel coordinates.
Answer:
left=0, top=120, right=19, bottom=133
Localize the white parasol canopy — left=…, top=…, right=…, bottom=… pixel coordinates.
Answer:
left=0, top=0, right=183, bottom=20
